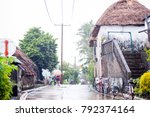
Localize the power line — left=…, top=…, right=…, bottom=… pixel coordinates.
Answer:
left=71, top=0, right=75, bottom=22
left=44, top=0, right=54, bottom=25
left=54, top=0, right=72, bottom=83
left=44, top=0, right=74, bottom=25
left=43, top=0, right=73, bottom=82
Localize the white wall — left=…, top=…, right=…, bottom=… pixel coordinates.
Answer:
left=98, top=25, right=148, bottom=42
left=95, top=25, right=148, bottom=77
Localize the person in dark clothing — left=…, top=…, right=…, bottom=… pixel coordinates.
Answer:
left=55, top=75, right=61, bottom=86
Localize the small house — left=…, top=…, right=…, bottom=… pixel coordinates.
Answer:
left=11, top=47, right=37, bottom=96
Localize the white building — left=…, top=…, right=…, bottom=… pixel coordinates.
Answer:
left=89, top=0, right=150, bottom=78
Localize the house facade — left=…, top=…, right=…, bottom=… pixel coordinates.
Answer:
left=11, top=47, right=38, bottom=96
left=89, top=0, right=150, bottom=86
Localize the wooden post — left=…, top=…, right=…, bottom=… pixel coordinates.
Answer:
left=148, top=29, right=150, bottom=42
left=146, top=15, right=150, bottom=42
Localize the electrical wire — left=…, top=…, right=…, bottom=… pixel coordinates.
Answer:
left=71, top=0, right=75, bottom=22
left=44, top=0, right=54, bottom=25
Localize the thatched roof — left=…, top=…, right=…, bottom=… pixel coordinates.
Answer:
left=97, top=0, right=150, bottom=26
left=89, top=0, right=150, bottom=46
left=13, top=47, right=37, bottom=76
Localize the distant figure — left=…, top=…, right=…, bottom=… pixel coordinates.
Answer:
left=42, top=69, right=51, bottom=85
left=52, top=69, right=62, bottom=86
left=95, top=77, right=100, bottom=84
left=55, top=75, right=61, bottom=86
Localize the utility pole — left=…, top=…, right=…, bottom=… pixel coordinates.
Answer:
left=61, top=23, right=63, bottom=83
left=145, top=15, right=150, bottom=42
left=74, top=56, right=76, bottom=68
left=139, top=15, right=150, bottom=48
left=55, top=24, right=70, bottom=83
left=44, top=0, right=74, bottom=82
left=55, top=0, right=70, bottom=82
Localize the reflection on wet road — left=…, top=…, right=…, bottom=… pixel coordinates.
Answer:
left=25, top=85, right=120, bottom=100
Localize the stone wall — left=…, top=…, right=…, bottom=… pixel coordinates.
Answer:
left=101, top=39, right=131, bottom=86
left=101, top=54, right=125, bottom=78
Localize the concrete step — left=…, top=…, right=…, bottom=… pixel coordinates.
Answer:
left=130, top=69, right=145, bottom=73
left=131, top=71, right=145, bottom=75
left=127, top=63, right=145, bottom=68
left=131, top=74, right=143, bottom=78
left=124, top=56, right=141, bottom=59
left=125, top=59, right=142, bottom=63
left=128, top=65, right=144, bottom=68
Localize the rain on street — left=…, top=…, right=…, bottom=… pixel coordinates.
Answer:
left=23, top=85, right=123, bottom=100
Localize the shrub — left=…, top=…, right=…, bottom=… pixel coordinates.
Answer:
left=133, top=78, right=142, bottom=97
left=0, top=56, right=17, bottom=100
left=139, top=72, right=150, bottom=98
left=145, top=49, right=150, bottom=62
left=63, top=79, right=69, bottom=85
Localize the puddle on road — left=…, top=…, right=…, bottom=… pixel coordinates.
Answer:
left=62, top=85, right=115, bottom=100
left=25, top=85, right=123, bottom=100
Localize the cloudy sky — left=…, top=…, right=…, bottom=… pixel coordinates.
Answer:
left=0, top=0, right=150, bottom=65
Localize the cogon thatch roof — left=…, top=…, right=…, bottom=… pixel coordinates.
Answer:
left=13, top=47, right=37, bottom=76
left=97, top=0, right=150, bottom=26
left=89, top=0, right=150, bottom=46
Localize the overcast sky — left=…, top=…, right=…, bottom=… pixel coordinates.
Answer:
left=0, top=0, right=150, bottom=65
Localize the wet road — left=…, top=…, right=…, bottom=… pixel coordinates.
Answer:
left=25, top=85, right=122, bottom=100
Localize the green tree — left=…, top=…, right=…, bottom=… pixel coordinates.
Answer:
left=87, top=60, right=94, bottom=83
left=19, top=27, right=58, bottom=80
left=62, top=62, right=80, bottom=84
left=0, top=56, right=17, bottom=100
left=77, top=20, right=94, bottom=65
left=77, top=20, right=94, bottom=83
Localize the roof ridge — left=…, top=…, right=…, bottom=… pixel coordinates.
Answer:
left=96, top=0, right=150, bottom=26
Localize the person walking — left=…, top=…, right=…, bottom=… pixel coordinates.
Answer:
left=52, top=69, right=62, bottom=86
left=55, top=75, right=61, bottom=86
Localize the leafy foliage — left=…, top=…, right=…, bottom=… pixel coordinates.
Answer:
left=139, top=72, right=150, bottom=97
left=117, top=39, right=144, bottom=51
left=62, top=62, right=80, bottom=84
left=134, top=72, right=150, bottom=99
left=0, top=56, right=17, bottom=100
left=87, top=60, right=94, bottom=83
left=134, top=78, right=140, bottom=95
left=77, top=20, right=94, bottom=65
left=76, top=21, right=95, bottom=83
left=145, top=48, right=150, bottom=62
left=19, top=27, right=58, bottom=80
left=63, top=79, right=69, bottom=84
left=80, top=60, right=94, bottom=84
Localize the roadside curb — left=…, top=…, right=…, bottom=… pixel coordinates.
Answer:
left=19, top=85, right=48, bottom=100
